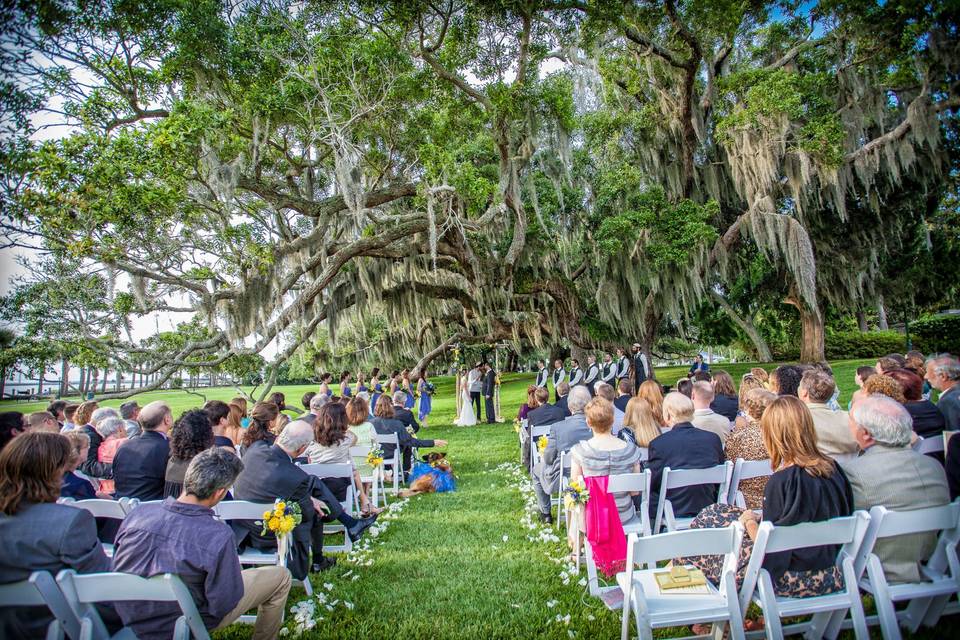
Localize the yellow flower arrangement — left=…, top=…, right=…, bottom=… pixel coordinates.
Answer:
left=563, top=479, right=591, bottom=511
left=366, top=447, right=385, bottom=468
left=260, top=498, right=302, bottom=538
left=513, top=418, right=521, bottom=433
left=537, top=435, right=548, bottom=453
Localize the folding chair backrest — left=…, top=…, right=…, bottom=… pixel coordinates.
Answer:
left=375, top=433, right=399, bottom=445
left=530, top=424, right=551, bottom=439
left=215, top=500, right=274, bottom=521
left=59, top=498, right=127, bottom=520
left=349, top=445, right=371, bottom=458
left=299, top=462, right=353, bottom=479
left=913, top=436, right=945, bottom=455
left=57, top=570, right=210, bottom=640
left=856, top=501, right=960, bottom=577
left=0, top=571, right=80, bottom=640
left=664, top=462, right=732, bottom=491
left=606, top=470, right=651, bottom=495
left=628, top=525, right=743, bottom=568
left=728, top=459, right=775, bottom=504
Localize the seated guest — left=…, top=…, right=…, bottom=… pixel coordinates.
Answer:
left=517, top=385, right=539, bottom=422
left=688, top=354, right=709, bottom=376
left=927, top=355, right=960, bottom=430
left=614, top=379, right=632, bottom=413
left=532, top=386, right=592, bottom=524
left=95, top=417, right=128, bottom=495
left=232, top=421, right=377, bottom=576
left=886, top=368, right=945, bottom=439
left=61, top=403, right=80, bottom=433
left=0, top=432, right=112, bottom=638
left=555, top=381, right=571, bottom=415
left=947, top=433, right=960, bottom=500
left=691, top=381, right=732, bottom=446
left=75, top=402, right=112, bottom=479
left=0, top=412, right=28, bottom=452
left=300, top=391, right=317, bottom=421
left=637, top=380, right=666, bottom=428
left=770, top=365, right=802, bottom=396
left=61, top=431, right=105, bottom=500
left=239, top=402, right=280, bottom=456
left=849, top=365, right=876, bottom=410
left=305, top=393, right=329, bottom=428
left=113, top=401, right=171, bottom=500
left=842, top=395, right=949, bottom=583
left=734, top=374, right=765, bottom=428
left=594, top=383, right=623, bottom=433
left=346, top=396, right=376, bottom=446
left=27, top=411, right=58, bottom=433
left=527, top=387, right=566, bottom=427
left=305, top=402, right=378, bottom=515
left=119, top=401, right=141, bottom=438
left=863, top=373, right=906, bottom=404
left=798, top=369, right=858, bottom=462
left=724, top=389, right=776, bottom=509
left=391, top=391, right=422, bottom=434
left=113, top=448, right=291, bottom=640
left=676, top=378, right=693, bottom=398
left=370, top=396, right=446, bottom=477
left=647, top=392, right=724, bottom=521
left=686, top=396, right=854, bottom=598
left=47, top=401, right=67, bottom=429
left=203, top=400, right=237, bottom=452
left=164, top=410, right=214, bottom=499
left=750, top=367, right=769, bottom=386
left=618, top=397, right=661, bottom=452
left=876, top=354, right=905, bottom=376
left=709, top=370, right=739, bottom=422
left=570, top=397, right=642, bottom=571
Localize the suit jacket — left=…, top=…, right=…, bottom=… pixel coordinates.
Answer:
left=614, top=395, right=630, bottom=413
left=231, top=443, right=330, bottom=580
left=841, top=444, right=950, bottom=583
left=533, top=414, right=591, bottom=494
left=392, top=406, right=421, bottom=434
left=692, top=409, right=732, bottom=446
left=937, top=386, right=960, bottom=430
left=807, top=403, right=859, bottom=462
left=633, top=353, right=649, bottom=382
left=710, top=394, right=739, bottom=423
left=0, top=502, right=111, bottom=638
left=555, top=395, right=570, bottom=415
left=482, top=369, right=496, bottom=396
left=647, top=422, right=724, bottom=519
left=113, top=430, right=170, bottom=500
left=527, top=403, right=567, bottom=428
left=906, top=400, right=945, bottom=438
left=78, top=425, right=112, bottom=479
left=947, top=434, right=960, bottom=500
left=370, top=417, right=435, bottom=460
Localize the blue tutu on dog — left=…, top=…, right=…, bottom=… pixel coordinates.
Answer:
left=407, top=461, right=456, bottom=493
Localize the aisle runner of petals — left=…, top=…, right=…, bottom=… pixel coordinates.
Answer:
left=495, top=462, right=594, bottom=637
left=281, top=497, right=410, bottom=636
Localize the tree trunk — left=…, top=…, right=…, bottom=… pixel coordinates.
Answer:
left=37, top=363, right=45, bottom=395
left=877, top=296, right=889, bottom=330
left=99, top=368, right=107, bottom=393
left=710, top=290, right=773, bottom=362
left=89, top=369, right=99, bottom=396
left=79, top=367, right=86, bottom=395
left=856, top=310, right=868, bottom=332
left=411, top=333, right=461, bottom=381
left=60, top=359, right=69, bottom=397
left=0, top=366, right=6, bottom=399
left=785, top=291, right=825, bottom=363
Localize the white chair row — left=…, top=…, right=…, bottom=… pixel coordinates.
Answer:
left=614, top=501, right=960, bottom=640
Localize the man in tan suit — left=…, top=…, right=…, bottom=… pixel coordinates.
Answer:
left=799, top=369, right=859, bottom=462
left=691, top=381, right=732, bottom=446
left=842, top=394, right=950, bottom=584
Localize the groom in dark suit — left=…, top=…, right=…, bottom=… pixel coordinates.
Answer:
left=483, top=363, right=497, bottom=423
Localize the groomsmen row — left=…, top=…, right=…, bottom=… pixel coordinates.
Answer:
left=534, top=344, right=653, bottom=400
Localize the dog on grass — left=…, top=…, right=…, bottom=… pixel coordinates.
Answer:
left=399, top=452, right=454, bottom=497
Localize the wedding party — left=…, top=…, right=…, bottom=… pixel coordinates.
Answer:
left=1, top=0, right=960, bottom=638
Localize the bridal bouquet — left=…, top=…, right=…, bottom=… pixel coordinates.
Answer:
left=260, top=499, right=302, bottom=567
left=423, top=382, right=436, bottom=396
left=562, top=479, right=591, bottom=511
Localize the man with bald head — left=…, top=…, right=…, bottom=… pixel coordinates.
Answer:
left=232, top=420, right=377, bottom=576
left=113, top=401, right=173, bottom=500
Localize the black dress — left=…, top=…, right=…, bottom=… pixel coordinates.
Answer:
left=906, top=401, right=946, bottom=439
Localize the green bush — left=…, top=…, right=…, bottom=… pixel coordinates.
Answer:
left=824, top=330, right=908, bottom=360
left=911, top=314, right=960, bottom=355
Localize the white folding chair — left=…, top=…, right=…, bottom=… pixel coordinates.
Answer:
left=57, top=569, right=209, bottom=640
left=214, top=500, right=312, bottom=607
left=350, top=445, right=386, bottom=508
left=374, top=433, right=401, bottom=495
left=617, top=524, right=746, bottom=640
left=739, top=512, right=871, bottom=640
left=578, top=471, right=652, bottom=604
left=554, top=451, right=573, bottom=530
left=654, top=462, right=733, bottom=533
left=57, top=498, right=136, bottom=557
left=529, top=424, right=551, bottom=473
left=299, top=462, right=358, bottom=554
left=828, top=501, right=960, bottom=640
left=0, top=571, right=81, bottom=640
left=727, top=459, right=775, bottom=508
left=913, top=436, right=945, bottom=456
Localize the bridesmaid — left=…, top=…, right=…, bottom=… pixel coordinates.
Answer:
left=319, top=372, right=333, bottom=399
left=389, top=370, right=401, bottom=397
left=357, top=372, right=368, bottom=397
left=402, top=369, right=416, bottom=409
left=418, top=371, right=433, bottom=428
left=340, top=371, right=353, bottom=398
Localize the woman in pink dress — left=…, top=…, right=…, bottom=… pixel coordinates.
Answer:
left=96, top=417, right=128, bottom=495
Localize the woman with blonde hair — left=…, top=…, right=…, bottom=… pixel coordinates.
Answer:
left=617, top=397, right=661, bottom=450
left=636, top=379, right=666, bottom=428
left=73, top=401, right=98, bottom=430
left=735, top=374, right=766, bottom=428
left=685, top=396, right=854, bottom=600
left=231, top=396, right=249, bottom=429
left=224, top=402, right=245, bottom=445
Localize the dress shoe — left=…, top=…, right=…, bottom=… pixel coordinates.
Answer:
left=311, top=556, right=337, bottom=572
left=539, top=512, right=554, bottom=525
left=347, top=514, right=378, bottom=542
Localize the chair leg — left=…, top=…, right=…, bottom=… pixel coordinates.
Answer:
left=920, top=593, right=951, bottom=628
left=844, top=558, right=870, bottom=640
left=620, top=586, right=631, bottom=640
left=585, top=542, right=600, bottom=597
left=866, top=556, right=901, bottom=640
left=756, top=571, right=783, bottom=640
left=723, top=571, right=746, bottom=640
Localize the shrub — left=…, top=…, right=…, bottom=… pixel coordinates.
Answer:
left=824, top=330, right=908, bottom=360
left=911, top=315, right=960, bottom=355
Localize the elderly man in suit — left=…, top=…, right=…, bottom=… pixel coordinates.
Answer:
left=113, top=401, right=172, bottom=500
left=532, top=386, right=592, bottom=524
left=232, top=420, right=377, bottom=576
left=927, top=355, right=960, bottom=429
left=799, top=369, right=859, bottom=462
left=391, top=391, right=421, bottom=433
left=523, top=387, right=568, bottom=467
left=647, top=392, right=724, bottom=523
left=841, top=394, right=950, bottom=583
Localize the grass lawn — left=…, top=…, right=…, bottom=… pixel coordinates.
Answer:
left=8, top=358, right=955, bottom=638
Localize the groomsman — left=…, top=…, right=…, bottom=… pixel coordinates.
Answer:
left=615, top=348, right=630, bottom=384
left=632, top=343, right=650, bottom=394
left=569, top=359, right=584, bottom=387
left=534, top=361, right=548, bottom=388
left=601, top=353, right=616, bottom=387
left=551, top=359, right=566, bottom=403
left=584, top=355, right=600, bottom=395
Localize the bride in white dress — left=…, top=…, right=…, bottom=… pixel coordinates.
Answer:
left=454, top=375, right=477, bottom=426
